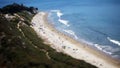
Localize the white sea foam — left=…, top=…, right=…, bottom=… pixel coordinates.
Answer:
left=103, top=50, right=113, bottom=55
left=57, top=11, right=63, bottom=18
left=94, top=43, right=120, bottom=55
left=58, top=19, right=70, bottom=27
left=107, top=37, right=120, bottom=46
left=51, top=10, right=63, bottom=18
left=63, top=29, right=78, bottom=39
left=94, top=44, right=112, bottom=55
left=94, top=44, right=103, bottom=51
left=50, top=10, right=70, bottom=27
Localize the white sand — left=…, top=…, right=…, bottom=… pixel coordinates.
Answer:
left=31, top=12, right=120, bottom=68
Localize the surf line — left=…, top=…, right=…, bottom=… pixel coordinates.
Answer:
left=50, top=10, right=70, bottom=27
left=107, top=37, right=120, bottom=46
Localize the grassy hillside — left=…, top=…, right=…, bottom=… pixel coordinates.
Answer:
left=0, top=3, right=97, bottom=68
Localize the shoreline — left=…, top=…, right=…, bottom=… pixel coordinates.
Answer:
left=31, top=12, right=120, bottom=68
left=46, top=12, right=120, bottom=63
left=46, top=13, right=120, bottom=62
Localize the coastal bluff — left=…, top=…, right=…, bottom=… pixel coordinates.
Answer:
left=0, top=3, right=97, bottom=68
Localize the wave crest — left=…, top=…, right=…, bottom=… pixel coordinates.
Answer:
left=50, top=10, right=70, bottom=27
left=107, top=37, right=120, bottom=46
left=51, top=10, right=63, bottom=18
left=63, top=29, right=78, bottom=39
left=94, top=44, right=112, bottom=55
left=94, top=43, right=120, bottom=56
left=58, top=19, right=69, bottom=27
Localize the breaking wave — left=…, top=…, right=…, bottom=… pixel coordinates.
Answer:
left=94, top=43, right=120, bottom=58
left=50, top=10, right=70, bottom=27
left=58, top=19, right=69, bottom=26
left=94, top=44, right=112, bottom=55
left=63, top=29, right=78, bottom=39
left=107, top=37, right=120, bottom=46
left=51, top=10, right=63, bottom=18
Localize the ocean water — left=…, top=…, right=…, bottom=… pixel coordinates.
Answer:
left=1, top=0, right=120, bottom=59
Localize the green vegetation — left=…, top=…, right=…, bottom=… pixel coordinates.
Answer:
left=0, top=4, right=97, bottom=68
left=17, top=11, right=33, bottom=26
left=0, top=3, right=38, bottom=14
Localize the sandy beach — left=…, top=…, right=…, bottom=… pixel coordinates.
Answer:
left=31, top=12, right=120, bottom=68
